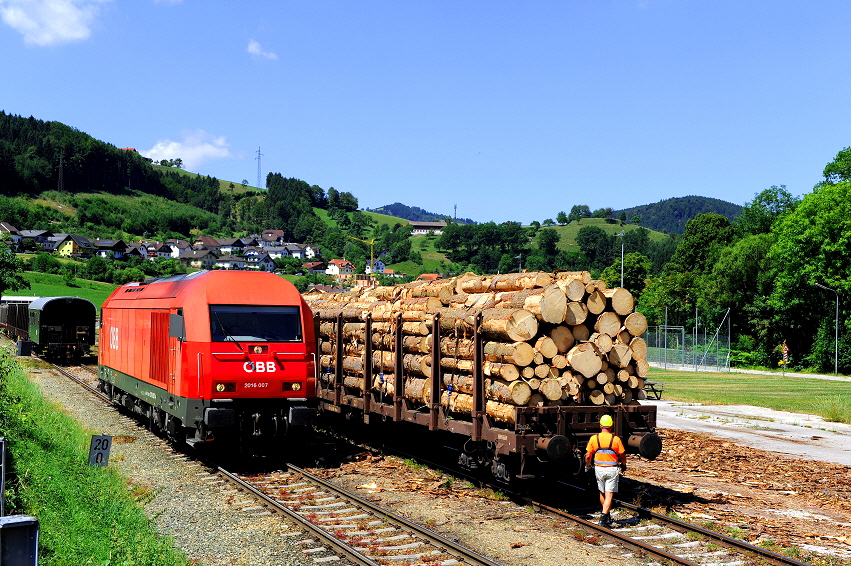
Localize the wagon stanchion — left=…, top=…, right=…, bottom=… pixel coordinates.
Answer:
left=393, top=312, right=403, bottom=422
left=334, top=312, right=343, bottom=406
left=429, top=313, right=442, bottom=431
left=363, top=313, right=372, bottom=419
left=472, top=312, right=484, bottom=442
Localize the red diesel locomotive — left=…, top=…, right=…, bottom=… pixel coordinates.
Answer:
left=98, top=271, right=317, bottom=451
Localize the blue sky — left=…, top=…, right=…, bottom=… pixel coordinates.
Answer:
left=2, top=1, right=850, bottom=224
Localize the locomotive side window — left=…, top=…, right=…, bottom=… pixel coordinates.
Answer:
left=210, top=305, right=302, bottom=342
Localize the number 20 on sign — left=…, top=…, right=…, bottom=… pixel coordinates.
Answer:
left=88, top=435, right=112, bottom=466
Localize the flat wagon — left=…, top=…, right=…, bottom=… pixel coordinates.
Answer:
left=315, top=311, right=662, bottom=483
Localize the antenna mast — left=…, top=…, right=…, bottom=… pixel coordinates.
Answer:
left=57, top=153, right=65, bottom=193
left=255, top=146, right=263, bottom=189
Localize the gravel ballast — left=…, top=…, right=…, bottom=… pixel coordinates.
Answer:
left=26, top=363, right=625, bottom=565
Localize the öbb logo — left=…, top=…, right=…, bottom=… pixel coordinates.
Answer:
left=243, top=361, right=276, bottom=373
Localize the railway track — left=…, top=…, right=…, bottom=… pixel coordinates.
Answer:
left=220, top=465, right=502, bottom=565
left=541, top=482, right=810, bottom=566
left=47, top=360, right=502, bottom=565
left=376, top=445, right=811, bottom=566
left=42, top=360, right=816, bottom=565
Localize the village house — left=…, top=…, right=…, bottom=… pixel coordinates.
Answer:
left=304, top=244, right=321, bottom=259
left=260, top=229, right=285, bottom=247
left=144, top=241, right=173, bottom=258
left=366, top=259, right=386, bottom=274
left=178, top=249, right=218, bottom=270
left=124, top=242, right=148, bottom=259
left=166, top=239, right=192, bottom=258
left=245, top=253, right=275, bottom=272
left=193, top=236, right=221, bottom=253
left=217, top=238, right=246, bottom=255
left=302, top=261, right=327, bottom=274
left=93, top=239, right=127, bottom=259
left=18, top=229, right=53, bottom=249
left=284, top=243, right=305, bottom=259
left=264, top=246, right=288, bottom=259
left=409, top=221, right=447, bottom=235
left=0, top=222, right=21, bottom=247
left=214, top=255, right=246, bottom=270
left=417, top=273, right=442, bottom=282
left=53, top=234, right=95, bottom=258
left=326, top=258, right=355, bottom=280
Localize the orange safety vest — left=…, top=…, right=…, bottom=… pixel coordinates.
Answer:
left=588, top=432, right=624, bottom=467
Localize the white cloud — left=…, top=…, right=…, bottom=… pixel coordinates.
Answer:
left=141, top=130, right=232, bottom=170
left=247, top=38, right=277, bottom=60
left=0, top=0, right=110, bottom=46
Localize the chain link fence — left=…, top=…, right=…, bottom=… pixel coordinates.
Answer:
left=645, top=320, right=731, bottom=372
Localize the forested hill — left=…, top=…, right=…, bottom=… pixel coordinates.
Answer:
left=614, top=196, right=742, bottom=234
left=367, top=202, right=476, bottom=224
left=0, top=111, right=222, bottom=210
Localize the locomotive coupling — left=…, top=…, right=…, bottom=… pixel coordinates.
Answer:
left=627, top=432, right=663, bottom=460
left=534, top=435, right=570, bottom=461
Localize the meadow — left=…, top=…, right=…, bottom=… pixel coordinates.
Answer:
left=648, top=367, right=851, bottom=423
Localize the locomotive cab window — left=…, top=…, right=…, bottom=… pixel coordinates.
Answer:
left=210, top=305, right=302, bottom=342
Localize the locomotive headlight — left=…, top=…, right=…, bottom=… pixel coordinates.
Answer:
left=214, top=382, right=236, bottom=393
left=216, top=383, right=226, bottom=392
left=291, top=382, right=302, bottom=391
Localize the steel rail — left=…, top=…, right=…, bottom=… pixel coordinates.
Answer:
left=217, top=467, right=380, bottom=566
left=284, top=463, right=503, bottom=566
left=48, top=362, right=111, bottom=403
left=552, top=480, right=811, bottom=566
left=383, top=446, right=809, bottom=566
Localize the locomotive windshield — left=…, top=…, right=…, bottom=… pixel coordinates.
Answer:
left=210, top=305, right=302, bottom=342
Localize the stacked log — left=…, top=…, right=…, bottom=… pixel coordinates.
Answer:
left=306, top=271, right=651, bottom=426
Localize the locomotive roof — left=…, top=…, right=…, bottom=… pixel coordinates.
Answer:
left=107, top=270, right=302, bottom=303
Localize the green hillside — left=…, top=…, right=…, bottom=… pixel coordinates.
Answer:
left=153, top=165, right=261, bottom=194
left=542, top=218, right=669, bottom=253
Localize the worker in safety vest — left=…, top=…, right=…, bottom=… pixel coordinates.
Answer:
left=584, top=414, right=626, bottom=527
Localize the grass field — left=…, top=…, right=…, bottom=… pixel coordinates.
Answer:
left=4, top=272, right=118, bottom=311
left=648, top=367, right=851, bottom=423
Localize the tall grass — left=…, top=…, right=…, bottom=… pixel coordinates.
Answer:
left=0, top=350, right=186, bottom=565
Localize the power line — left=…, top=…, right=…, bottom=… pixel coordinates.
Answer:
left=255, top=146, right=263, bottom=189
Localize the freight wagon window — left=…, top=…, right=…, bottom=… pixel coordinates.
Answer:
left=209, top=305, right=302, bottom=342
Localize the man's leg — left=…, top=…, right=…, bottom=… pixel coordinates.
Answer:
left=602, top=491, right=614, bottom=514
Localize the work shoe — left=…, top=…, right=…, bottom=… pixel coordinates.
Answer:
left=599, top=513, right=612, bottom=527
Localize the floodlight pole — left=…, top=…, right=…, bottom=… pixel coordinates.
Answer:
left=814, top=282, right=839, bottom=375
left=615, top=231, right=625, bottom=287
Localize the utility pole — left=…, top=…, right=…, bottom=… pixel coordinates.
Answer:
left=256, top=147, right=263, bottom=189
left=57, top=153, right=65, bottom=194
left=814, top=282, right=839, bottom=375
left=615, top=231, right=625, bottom=287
